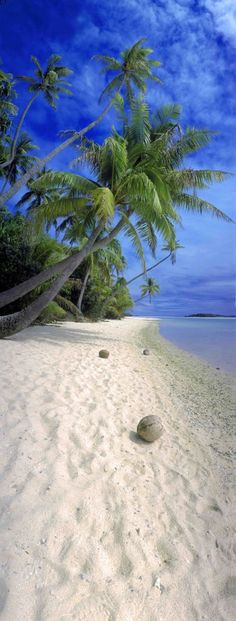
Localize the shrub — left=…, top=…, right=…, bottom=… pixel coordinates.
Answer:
left=36, top=301, right=66, bottom=324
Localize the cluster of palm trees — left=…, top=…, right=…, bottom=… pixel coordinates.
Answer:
left=0, top=39, right=232, bottom=337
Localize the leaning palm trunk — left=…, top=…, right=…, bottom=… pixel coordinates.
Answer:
left=77, top=268, right=90, bottom=313
left=135, top=294, right=147, bottom=303
left=0, top=261, right=80, bottom=337
left=0, top=217, right=125, bottom=338
left=0, top=98, right=115, bottom=208
left=0, top=253, right=79, bottom=310
left=126, top=252, right=171, bottom=286
left=103, top=252, right=172, bottom=309
left=0, top=227, right=101, bottom=337
left=55, top=295, right=83, bottom=321
left=0, top=215, right=126, bottom=310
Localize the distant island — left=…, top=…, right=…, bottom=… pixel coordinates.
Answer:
left=186, top=314, right=236, bottom=318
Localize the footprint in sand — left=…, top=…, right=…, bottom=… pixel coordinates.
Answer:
left=73, top=593, right=116, bottom=620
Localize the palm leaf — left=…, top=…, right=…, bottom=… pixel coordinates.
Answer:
left=30, top=171, right=99, bottom=193
left=170, top=169, right=228, bottom=191
left=119, top=172, right=162, bottom=215
left=31, top=56, right=44, bottom=78
left=136, top=219, right=157, bottom=256
left=92, top=187, right=115, bottom=220
left=155, top=103, right=182, bottom=124
left=30, top=197, right=89, bottom=232
left=98, top=74, right=123, bottom=103
left=129, top=98, right=151, bottom=145
left=164, top=129, right=215, bottom=168
left=121, top=213, right=146, bottom=269
left=174, top=193, right=234, bottom=222
left=101, top=134, right=128, bottom=189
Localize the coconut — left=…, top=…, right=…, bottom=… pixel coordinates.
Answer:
left=137, top=415, right=163, bottom=442
left=99, top=350, right=110, bottom=359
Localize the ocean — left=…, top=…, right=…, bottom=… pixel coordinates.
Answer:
left=159, top=317, right=236, bottom=375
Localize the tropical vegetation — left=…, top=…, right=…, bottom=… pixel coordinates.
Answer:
left=0, top=39, right=232, bottom=337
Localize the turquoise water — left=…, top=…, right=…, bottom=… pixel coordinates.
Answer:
left=159, top=317, right=236, bottom=375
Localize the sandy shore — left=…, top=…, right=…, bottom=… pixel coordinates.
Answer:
left=0, top=318, right=235, bottom=621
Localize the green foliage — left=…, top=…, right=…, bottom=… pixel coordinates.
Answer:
left=17, top=54, right=73, bottom=108
left=0, top=40, right=232, bottom=333
left=36, top=301, right=66, bottom=324
left=0, top=208, right=67, bottom=312
left=105, top=285, right=133, bottom=319
left=55, top=294, right=81, bottom=319
left=16, top=167, right=60, bottom=213
left=1, top=132, right=37, bottom=184
left=0, top=64, right=17, bottom=139
left=95, top=38, right=161, bottom=103
left=92, top=186, right=115, bottom=220
left=81, top=272, right=133, bottom=320
left=139, top=277, right=160, bottom=303
left=28, top=95, right=232, bottom=260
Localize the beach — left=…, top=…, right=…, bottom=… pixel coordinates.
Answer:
left=0, top=317, right=235, bottom=621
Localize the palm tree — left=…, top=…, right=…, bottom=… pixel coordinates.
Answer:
left=95, top=38, right=161, bottom=103
left=0, top=55, right=72, bottom=171
left=16, top=167, right=59, bottom=214
left=0, top=132, right=37, bottom=193
left=0, top=65, right=17, bottom=138
left=0, top=39, right=161, bottom=208
left=136, top=277, right=160, bottom=303
left=102, top=238, right=183, bottom=310
left=0, top=102, right=232, bottom=337
left=76, top=239, right=126, bottom=313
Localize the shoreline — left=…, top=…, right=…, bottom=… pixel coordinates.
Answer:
left=131, top=314, right=236, bottom=377
left=0, top=318, right=235, bottom=620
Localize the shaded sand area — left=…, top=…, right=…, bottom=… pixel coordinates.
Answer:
left=0, top=318, right=235, bottom=621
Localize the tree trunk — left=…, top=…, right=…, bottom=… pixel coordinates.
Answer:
left=0, top=252, right=80, bottom=310
left=77, top=268, right=90, bottom=313
left=0, top=216, right=126, bottom=310
left=0, top=258, right=81, bottom=337
left=0, top=216, right=125, bottom=338
left=0, top=98, right=114, bottom=208
left=102, top=252, right=172, bottom=309
left=0, top=93, right=39, bottom=173
left=126, top=253, right=171, bottom=287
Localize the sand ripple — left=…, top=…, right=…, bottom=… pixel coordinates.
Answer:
left=0, top=319, right=235, bottom=620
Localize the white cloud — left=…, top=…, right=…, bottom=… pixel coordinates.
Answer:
left=203, top=0, right=236, bottom=44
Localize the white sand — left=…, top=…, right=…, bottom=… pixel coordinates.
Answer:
left=0, top=318, right=235, bottom=621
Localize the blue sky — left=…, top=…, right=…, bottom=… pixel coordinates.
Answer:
left=0, top=0, right=235, bottom=316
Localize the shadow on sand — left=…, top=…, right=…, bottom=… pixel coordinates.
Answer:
left=129, top=430, right=148, bottom=445
left=6, top=322, right=121, bottom=348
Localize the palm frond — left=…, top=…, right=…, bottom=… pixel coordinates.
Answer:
left=101, top=134, right=128, bottom=188
left=98, top=74, right=123, bottom=103
left=30, top=171, right=99, bottom=193
left=169, top=169, right=228, bottom=191
left=92, top=187, right=115, bottom=220
left=155, top=103, right=182, bottom=124
left=121, top=213, right=146, bottom=269
left=30, top=197, right=89, bottom=232
left=174, top=193, right=234, bottom=222
left=136, top=219, right=157, bottom=256
left=31, top=56, right=44, bottom=78
left=119, top=172, right=162, bottom=215
left=164, top=129, right=215, bottom=168
left=128, top=98, right=151, bottom=145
